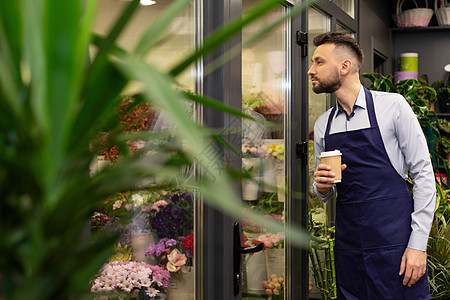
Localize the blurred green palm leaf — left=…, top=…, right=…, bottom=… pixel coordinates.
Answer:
left=0, top=0, right=312, bottom=298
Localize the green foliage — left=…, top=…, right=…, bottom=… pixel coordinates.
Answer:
left=428, top=183, right=450, bottom=299
left=0, top=0, right=315, bottom=298
left=242, top=91, right=267, bottom=109
left=309, top=207, right=336, bottom=300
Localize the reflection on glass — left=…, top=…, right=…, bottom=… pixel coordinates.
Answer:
left=307, top=7, right=335, bottom=300
left=241, top=1, right=287, bottom=299
left=308, top=8, right=330, bottom=134
left=91, top=1, right=196, bottom=299
left=336, top=0, right=355, bottom=18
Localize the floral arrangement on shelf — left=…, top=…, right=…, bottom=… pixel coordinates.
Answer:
left=147, top=189, right=194, bottom=239
left=241, top=142, right=265, bottom=158
left=89, top=188, right=168, bottom=251
left=90, top=261, right=170, bottom=300
left=118, top=97, right=155, bottom=132
left=145, top=234, right=194, bottom=274
left=266, top=143, right=284, bottom=160
left=241, top=203, right=284, bottom=234
left=262, top=273, right=285, bottom=300
left=90, top=96, right=155, bottom=162
left=242, top=91, right=268, bottom=110
left=143, top=188, right=194, bottom=277
left=92, top=215, right=134, bottom=247
left=244, top=231, right=285, bottom=250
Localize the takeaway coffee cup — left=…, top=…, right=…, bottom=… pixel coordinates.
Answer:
left=320, top=150, right=342, bottom=183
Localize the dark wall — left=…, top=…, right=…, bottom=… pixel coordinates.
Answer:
left=359, top=0, right=450, bottom=84
left=358, top=0, right=393, bottom=78
left=393, top=30, right=450, bottom=84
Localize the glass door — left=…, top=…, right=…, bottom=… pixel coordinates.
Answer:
left=91, top=1, right=197, bottom=299
left=241, top=0, right=288, bottom=299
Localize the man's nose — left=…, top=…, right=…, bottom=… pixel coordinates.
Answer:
left=307, top=65, right=315, bottom=75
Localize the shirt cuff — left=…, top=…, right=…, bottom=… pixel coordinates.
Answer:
left=407, top=231, right=430, bottom=252
left=312, top=181, right=334, bottom=202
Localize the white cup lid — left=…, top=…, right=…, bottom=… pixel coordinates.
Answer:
left=320, top=150, right=342, bottom=158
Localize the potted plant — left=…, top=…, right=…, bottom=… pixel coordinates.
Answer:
left=433, top=79, right=450, bottom=113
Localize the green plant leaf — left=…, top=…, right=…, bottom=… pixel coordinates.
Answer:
left=134, top=0, right=192, bottom=55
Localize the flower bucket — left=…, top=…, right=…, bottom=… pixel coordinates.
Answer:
left=132, top=233, right=158, bottom=264
left=261, top=158, right=277, bottom=192
left=89, top=155, right=112, bottom=176
left=166, top=267, right=194, bottom=300
left=242, top=179, right=259, bottom=201
left=276, top=174, right=286, bottom=202
left=265, top=248, right=285, bottom=279
left=245, top=252, right=268, bottom=293
left=245, top=233, right=267, bottom=293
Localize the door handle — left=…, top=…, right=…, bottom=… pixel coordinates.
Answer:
left=233, top=221, right=264, bottom=295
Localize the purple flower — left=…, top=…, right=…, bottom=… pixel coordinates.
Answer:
left=145, top=244, right=156, bottom=256
left=165, top=239, right=178, bottom=247
left=154, top=243, right=166, bottom=256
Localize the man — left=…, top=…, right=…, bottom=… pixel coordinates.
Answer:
left=310, top=32, right=435, bottom=299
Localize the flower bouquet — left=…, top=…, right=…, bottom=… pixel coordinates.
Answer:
left=146, top=188, right=193, bottom=240
left=262, top=273, right=285, bottom=300
left=91, top=261, right=170, bottom=299
left=241, top=143, right=265, bottom=158
left=144, top=188, right=194, bottom=297
left=144, top=234, right=194, bottom=274
left=266, top=143, right=284, bottom=160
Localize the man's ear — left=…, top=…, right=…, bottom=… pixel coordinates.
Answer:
left=339, top=59, right=352, bottom=75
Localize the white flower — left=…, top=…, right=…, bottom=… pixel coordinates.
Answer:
left=131, top=193, right=144, bottom=206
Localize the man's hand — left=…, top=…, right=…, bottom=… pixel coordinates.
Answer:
left=314, top=163, right=347, bottom=195
left=399, top=248, right=427, bottom=287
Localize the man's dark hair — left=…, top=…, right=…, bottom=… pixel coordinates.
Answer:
left=313, top=32, right=364, bottom=69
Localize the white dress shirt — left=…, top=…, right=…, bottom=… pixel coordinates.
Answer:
left=313, top=85, right=436, bottom=251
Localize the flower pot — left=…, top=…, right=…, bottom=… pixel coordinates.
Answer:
left=265, top=248, right=285, bottom=279
left=166, top=267, right=194, bottom=300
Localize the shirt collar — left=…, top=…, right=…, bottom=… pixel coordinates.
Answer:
left=335, top=85, right=366, bottom=120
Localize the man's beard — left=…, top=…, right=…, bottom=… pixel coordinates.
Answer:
left=311, top=70, right=341, bottom=94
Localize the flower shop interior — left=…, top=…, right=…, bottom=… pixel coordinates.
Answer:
left=14, top=0, right=450, bottom=299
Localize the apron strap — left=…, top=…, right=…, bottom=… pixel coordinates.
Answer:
left=364, top=87, right=378, bottom=128
left=324, top=105, right=337, bottom=137
left=324, top=86, right=379, bottom=138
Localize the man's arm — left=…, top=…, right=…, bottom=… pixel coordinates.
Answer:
left=394, top=95, right=436, bottom=286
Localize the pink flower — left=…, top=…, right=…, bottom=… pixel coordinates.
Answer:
left=166, top=249, right=187, bottom=272
left=113, top=200, right=122, bottom=210
left=150, top=200, right=168, bottom=213
left=256, top=232, right=284, bottom=249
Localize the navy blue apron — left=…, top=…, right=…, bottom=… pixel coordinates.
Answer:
left=324, top=87, right=431, bottom=300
